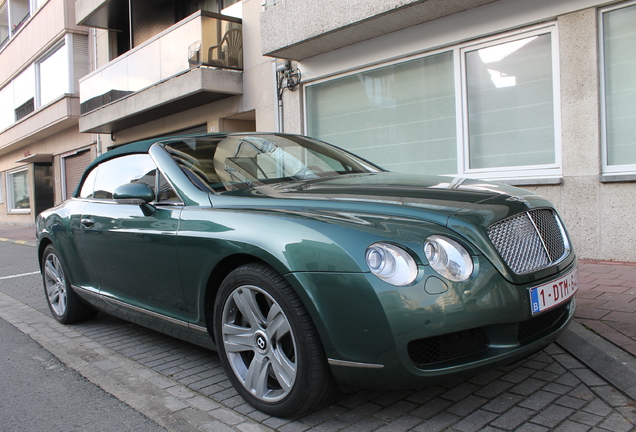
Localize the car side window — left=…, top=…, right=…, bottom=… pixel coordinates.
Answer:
left=78, top=154, right=179, bottom=202
left=90, top=154, right=156, bottom=199
left=157, top=171, right=180, bottom=202
left=78, top=167, right=98, bottom=198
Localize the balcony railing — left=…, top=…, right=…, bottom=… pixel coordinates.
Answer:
left=80, top=11, right=242, bottom=115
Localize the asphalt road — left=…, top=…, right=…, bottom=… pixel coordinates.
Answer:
left=0, top=316, right=166, bottom=432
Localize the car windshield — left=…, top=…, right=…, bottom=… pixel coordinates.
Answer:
left=163, top=134, right=383, bottom=192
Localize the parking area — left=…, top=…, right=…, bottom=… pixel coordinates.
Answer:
left=1, top=239, right=635, bottom=431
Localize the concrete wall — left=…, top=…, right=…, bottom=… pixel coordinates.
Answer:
left=275, top=0, right=636, bottom=262
left=260, top=0, right=500, bottom=60
left=517, top=7, right=635, bottom=262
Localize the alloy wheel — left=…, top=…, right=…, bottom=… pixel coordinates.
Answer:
left=44, top=253, right=67, bottom=316
left=221, top=284, right=297, bottom=402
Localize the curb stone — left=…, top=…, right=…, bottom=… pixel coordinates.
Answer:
left=557, top=320, right=636, bottom=400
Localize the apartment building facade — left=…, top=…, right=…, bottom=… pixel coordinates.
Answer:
left=0, top=0, right=274, bottom=226
left=262, top=0, right=636, bottom=262
left=1, top=0, right=634, bottom=262
left=0, top=0, right=92, bottom=225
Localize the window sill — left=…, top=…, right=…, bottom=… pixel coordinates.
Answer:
left=489, top=177, right=563, bottom=187
left=599, top=174, right=636, bottom=183
left=7, top=210, right=31, bottom=214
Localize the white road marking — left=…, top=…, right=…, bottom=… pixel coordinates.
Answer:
left=0, top=271, right=40, bottom=280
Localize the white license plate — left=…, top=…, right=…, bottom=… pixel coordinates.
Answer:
left=529, top=267, right=578, bottom=315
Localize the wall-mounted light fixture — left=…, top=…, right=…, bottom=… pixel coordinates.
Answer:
left=276, top=59, right=301, bottom=101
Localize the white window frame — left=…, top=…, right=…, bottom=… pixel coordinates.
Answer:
left=0, top=33, right=74, bottom=131
left=303, top=24, right=562, bottom=182
left=599, top=1, right=636, bottom=175
left=6, top=166, right=31, bottom=214
left=35, top=36, right=71, bottom=109
left=459, top=26, right=562, bottom=180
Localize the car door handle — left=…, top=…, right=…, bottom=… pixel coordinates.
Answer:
left=81, top=218, right=95, bottom=228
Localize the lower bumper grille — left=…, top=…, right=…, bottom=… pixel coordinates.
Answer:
left=407, top=328, right=489, bottom=367
left=408, top=302, right=571, bottom=368
left=518, top=304, right=568, bottom=343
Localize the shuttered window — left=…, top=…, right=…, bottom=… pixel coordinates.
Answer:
left=64, top=150, right=92, bottom=199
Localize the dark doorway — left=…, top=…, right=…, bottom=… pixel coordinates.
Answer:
left=33, top=163, right=54, bottom=219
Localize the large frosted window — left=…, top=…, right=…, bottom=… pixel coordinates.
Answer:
left=602, top=4, right=636, bottom=169
left=465, top=34, right=555, bottom=170
left=39, top=42, right=70, bottom=106
left=306, top=52, right=456, bottom=175
left=306, top=29, right=559, bottom=179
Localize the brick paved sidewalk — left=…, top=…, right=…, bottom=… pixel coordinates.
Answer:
left=576, top=260, right=636, bottom=357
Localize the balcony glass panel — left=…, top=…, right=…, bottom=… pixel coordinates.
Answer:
left=80, top=12, right=242, bottom=115
left=1, top=3, right=9, bottom=48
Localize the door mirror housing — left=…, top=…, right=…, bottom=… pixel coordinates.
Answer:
left=113, top=183, right=155, bottom=205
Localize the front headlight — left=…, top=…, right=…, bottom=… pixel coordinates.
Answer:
left=366, top=243, right=418, bottom=286
left=424, top=235, right=473, bottom=282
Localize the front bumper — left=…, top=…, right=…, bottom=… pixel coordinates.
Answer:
left=286, top=255, right=577, bottom=389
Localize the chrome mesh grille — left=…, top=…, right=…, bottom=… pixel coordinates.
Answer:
left=487, top=209, right=568, bottom=275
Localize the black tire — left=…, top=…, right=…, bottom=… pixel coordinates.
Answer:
left=213, top=263, right=336, bottom=417
left=41, top=245, right=97, bottom=324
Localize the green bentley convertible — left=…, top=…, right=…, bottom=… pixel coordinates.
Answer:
left=36, top=133, right=578, bottom=417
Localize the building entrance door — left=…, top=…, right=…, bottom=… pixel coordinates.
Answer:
left=33, top=163, right=54, bottom=219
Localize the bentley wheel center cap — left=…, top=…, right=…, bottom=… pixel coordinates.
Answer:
left=254, top=331, right=268, bottom=354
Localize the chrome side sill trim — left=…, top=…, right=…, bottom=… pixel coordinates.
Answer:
left=74, top=285, right=201, bottom=332
left=73, top=285, right=100, bottom=298
left=190, top=324, right=209, bottom=334
left=103, top=295, right=191, bottom=330
left=328, top=359, right=384, bottom=369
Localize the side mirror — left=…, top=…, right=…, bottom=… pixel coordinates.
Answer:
left=113, top=183, right=155, bottom=205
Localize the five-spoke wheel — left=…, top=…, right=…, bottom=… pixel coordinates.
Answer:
left=41, top=245, right=97, bottom=324
left=214, top=263, right=335, bottom=417
left=221, top=284, right=297, bottom=402
left=44, top=251, right=68, bottom=317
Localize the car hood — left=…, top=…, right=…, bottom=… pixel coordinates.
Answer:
left=213, top=172, right=571, bottom=283
left=216, top=172, right=551, bottom=225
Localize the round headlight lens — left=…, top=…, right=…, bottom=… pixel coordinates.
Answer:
left=424, top=235, right=473, bottom=282
left=365, top=243, right=418, bottom=286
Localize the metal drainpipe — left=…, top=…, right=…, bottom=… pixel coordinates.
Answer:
left=274, top=61, right=284, bottom=133
left=91, top=28, right=102, bottom=157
